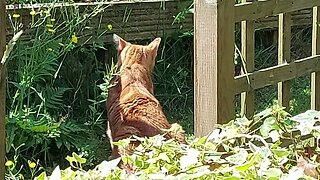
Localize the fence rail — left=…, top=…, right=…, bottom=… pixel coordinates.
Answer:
left=235, top=0, right=320, bottom=22
left=195, top=0, right=320, bottom=137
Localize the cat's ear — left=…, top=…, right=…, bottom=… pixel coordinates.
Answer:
left=147, top=37, right=161, bottom=58
left=113, top=34, right=128, bottom=52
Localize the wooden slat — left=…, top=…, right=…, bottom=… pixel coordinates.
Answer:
left=5, top=0, right=178, bottom=10
left=235, top=0, right=320, bottom=22
left=234, top=55, right=320, bottom=95
left=311, top=6, right=320, bottom=110
left=240, top=0, right=255, bottom=119
left=0, top=0, right=5, bottom=178
left=194, top=0, right=235, bottom=137
left=5, top=0, right=193, bottom=42
left=277, top=13, right=292, bottom=109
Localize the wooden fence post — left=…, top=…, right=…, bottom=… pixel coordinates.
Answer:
left=240, top=0, right=255, bottom=119
left=278, top=13, right=292, bottom=109
left=0, top=0, right=5, bottom=178
left=311, top=6, right=320, bottom=110
left=194, top=0, right=235, bottom=137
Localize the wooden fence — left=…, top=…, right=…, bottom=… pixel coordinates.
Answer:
left=5, top=0, right=193, bottom=43
left=0, top=0, right=5, bottom=179
left=194, top=0, right=320, bottom=137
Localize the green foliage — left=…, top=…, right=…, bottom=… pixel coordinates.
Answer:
left=5, top=3, right=113, bottom=178
left=26, top=108, right=320, bottom=179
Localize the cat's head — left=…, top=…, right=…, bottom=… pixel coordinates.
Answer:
left=113, top=34, right=161, bottom=72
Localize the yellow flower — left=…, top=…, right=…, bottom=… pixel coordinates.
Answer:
left=19, top=174, right=24, bottom=179
left=30, top=10, right=36, bottom=16
left=47, top=48, right=53, bottom=51
left=47, top=28, right=56, bottom=33
left=46, top=24, right=54, bottom=28
left=13, top=14, right=20, bottom=18
left=71, top=34, right=78, bottom=44
left=29, top=162, right=36, bottom=168
left=107, top=24, right=113, bottom=30
left=5, top=160, right=14, bottom=167
left=43, top=10, right=50, bottom=15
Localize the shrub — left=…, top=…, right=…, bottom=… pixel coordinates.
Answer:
left=22, top=107, right=320, bottom=179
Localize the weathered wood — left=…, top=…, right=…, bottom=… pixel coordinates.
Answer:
left=240, top=0, right=255, bottom=119
left=234, top=55, right=320, bottom=95
left=4, top=0, right=318, bottom=44
left=235, top=0, right=320, bottom=22
left=194, top=0, right=235, bottom=137
left=0, top=0, right=5, bottom=178
left=311, top=6, right=320, bottom=110
left=277, top=13, right=292, bottom=109
left=5, top=0, right=193, bottom=43
left=254, top=9, right=312, bottom=30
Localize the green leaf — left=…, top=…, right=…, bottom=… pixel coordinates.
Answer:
left=263, top=168, right=282, bottom=178
left=50, top=166, right=61, bottom=179
left=291, top=110, right=319, bottom=135
left=260, top=117, right=276, bottom=137
left=95, top=158, right=121, bottom=176
left=225, top=149, right=248, bottom=165
left=222, top=177, right=241, bottom=180
left=35, top=172, right=47, bottom=180
left=272, top=149, right=290, bottom=158
left=235, top=154, right=258, bottom=172
left=66, top=155, right=76, bottom=166
left=158, top=152, right=171, bottom=163
left=72, top=152, right=86, bottom=164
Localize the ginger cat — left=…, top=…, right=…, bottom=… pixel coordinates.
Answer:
left=106, top=34, right=186, bottom=160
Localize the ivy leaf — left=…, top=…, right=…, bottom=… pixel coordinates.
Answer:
left=291, top=110, right=319, bottom=135
left=255, top=108, right=273, bottom=119
left=272, top=148, right=290, bottom=158
left=225, top=149, right=248, bottom=165
left=269, top=130, right=280, bottom=142
left=49, top=166, right=61, bottom=180
left=158, top=152, right=171, bottom=163
left=235, top=154, right=258, bottom=172
left=260, top=117, right=277, bottom=137
left=180, top=148, right=200, bottom=170
left=95, top=158, right=121, bottom=177
left=263, top=168, right=283, bottom=179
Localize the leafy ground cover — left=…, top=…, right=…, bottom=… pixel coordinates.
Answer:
left=6, top=106, right=320, bottom=179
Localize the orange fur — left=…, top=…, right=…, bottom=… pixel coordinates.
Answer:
left=107, top=35, right=186, bottom=160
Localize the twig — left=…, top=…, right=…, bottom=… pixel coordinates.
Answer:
left=1, top=30, right=23, bottom=65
